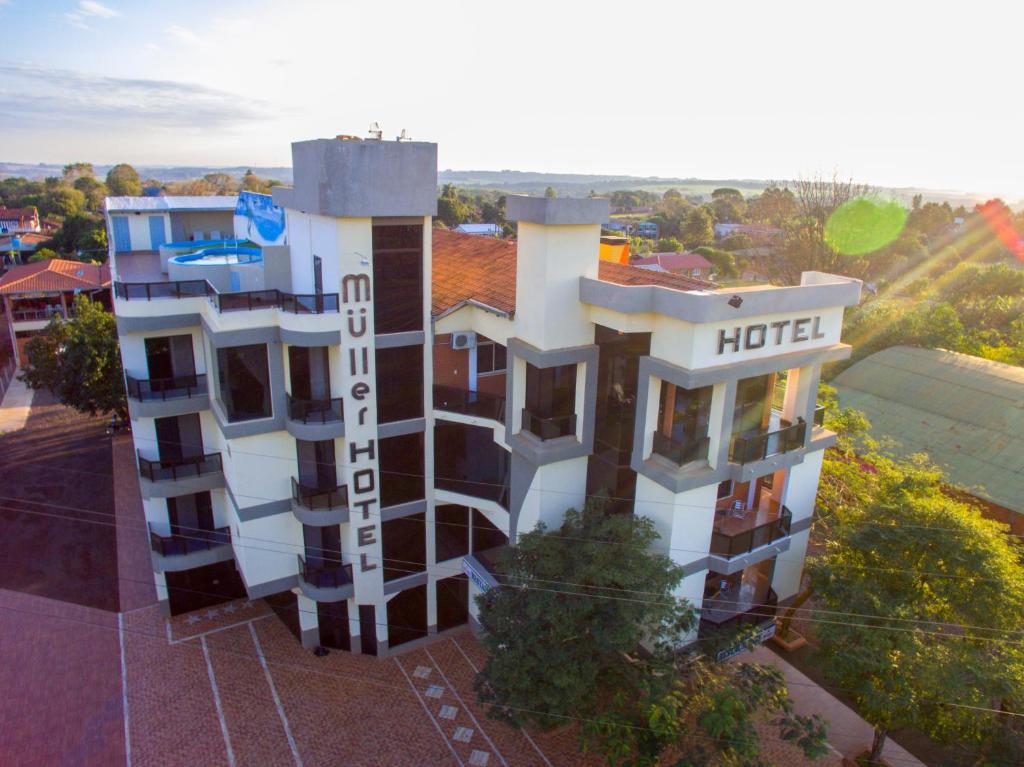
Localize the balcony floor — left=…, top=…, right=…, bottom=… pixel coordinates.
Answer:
left=115, top=251, right=166, bottom=282
left=714, top=493, right=780, bottom=536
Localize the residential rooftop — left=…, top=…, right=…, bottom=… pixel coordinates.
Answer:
left=0, top=258, right=111, bottom=295
left=105, top=196, right=238, bottom=213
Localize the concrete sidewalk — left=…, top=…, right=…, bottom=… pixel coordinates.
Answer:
left=0, top=372, right=33, bottom=434
left=748, top=646, right=925, bottom=766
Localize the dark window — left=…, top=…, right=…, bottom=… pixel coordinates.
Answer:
left=217, top=344, right=272, bottom=422
left=313, top=255, right=323, bottom=295
left=145, top=334, right=195, bottom=381
left=359, top=604, right=377, bottom=656
left=657, top=383, right=713, bottom=443
left=382, top=513, right=426, bottom=582
left=303, top=524, right=342, bottom=567
left=379, top=433, right=424, bottom=508
left=372, top=223, right=423, bottom=334
left=733, top=374, right=773, bottom=435
left=154, top=413, right=204, bottom=462
left=435, top=504, right=469, bottom=562
left=289, top=346, right=330, bottom=400
left=317, top=600, right=350, bottom=651
left=717, top=480, right=733, bottom=500
left=295, top=439, right=337, bottom=489
left=476, top=337, right=507, bottom=375
left=434, top=422, right=510, bottom=506
left=167, top=492, right=214, bottom=536
left=376, top=346, right=423, bottom=423
left=386, top=583, right=428, bottom=648
left=523, top=362, right=577, bottom=439
left=472, top=510, right=507, bottom=554
left=436, top=575, right=469, bottom=633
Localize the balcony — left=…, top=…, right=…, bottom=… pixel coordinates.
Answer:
left=521, top=409, right=576, bottom=441
left=148, top=524, right=232, bottom=573
left=297, top=556, right=354, bottom=602
left=291, top=477, right=350, bottom=526
left=711, top=505, right=792, bottom=561
left=700, top=588, right=779, bottom=658
left=115, top=280, right=212, bottom=300
left=433, top=386, right=506, bottom=422
left=113, top=280, right=340, bottom=315
left=435, top=475, right=510, bottom=510
left=11, top=308, right=64, bottom=322
left=137, top=451, right=225, bottom=498
left=729, top=418, right=806, bottom=464
left=651, top=431, right=710, bottom=467
left=285, top=394, right=345, bottom=439
left=127, top=373, right=207, bottom=401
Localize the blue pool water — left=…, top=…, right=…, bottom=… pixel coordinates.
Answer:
left=170, top=246, right=262, bottom=266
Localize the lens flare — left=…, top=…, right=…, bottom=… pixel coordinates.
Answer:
left=824, top=197, right=907, bottom=256
left=976, top=199, right=1024, bottom=262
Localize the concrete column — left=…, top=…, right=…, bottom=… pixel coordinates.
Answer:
left=296, top=591, right=319, bottom=648
left=4, top=296, right=18, bottom=366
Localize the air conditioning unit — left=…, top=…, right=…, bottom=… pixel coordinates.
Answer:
left=452, top=331, right=477, bottom=350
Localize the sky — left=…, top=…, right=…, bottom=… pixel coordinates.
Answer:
left=1, top=0, right=1022, bottom=199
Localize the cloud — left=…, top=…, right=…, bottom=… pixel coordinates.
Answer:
left=0, top=63, right=269, bottom=132
left=166, top=24, right=201, bottom=46
left=78, top=1, right=118, bottom=18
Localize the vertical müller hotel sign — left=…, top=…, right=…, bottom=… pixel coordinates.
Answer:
left=341, top=270, right=383, bottom=600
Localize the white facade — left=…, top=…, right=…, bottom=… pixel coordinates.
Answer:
left=110, top=137, right=861, bottom=656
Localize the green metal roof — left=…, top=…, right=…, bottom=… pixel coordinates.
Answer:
left=833, top=345, right=1024, bottom=515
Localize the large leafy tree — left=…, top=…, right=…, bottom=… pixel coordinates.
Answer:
left=20, top=296, right=127, bottom=418
left=475, top=497, right=827, bottom=766
left=809, top=449, right=1024, bottom=762
left=105, top=163, right=142, bottom=196
left=681, top=207, right=714, bottom=249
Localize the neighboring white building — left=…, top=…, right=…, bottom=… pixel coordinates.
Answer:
left=108, top=135, right=861, bottom=656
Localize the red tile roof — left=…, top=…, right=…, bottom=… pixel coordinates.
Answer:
left=0, top=259, right=111, bottom=295
left=432, top=229, right=518, bottom=316
left=0, top=206, right=39, bottom=221
left=633, top=251, right=713, bottom=272
left=431, top=229, right=712, bottom=318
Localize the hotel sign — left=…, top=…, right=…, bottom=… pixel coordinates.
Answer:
left=717, top=316, right=826, bottom=355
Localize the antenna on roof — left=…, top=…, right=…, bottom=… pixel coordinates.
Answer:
left=396, top=129, right=411, bottom=142
left=368, top=122, right=383, bottom=140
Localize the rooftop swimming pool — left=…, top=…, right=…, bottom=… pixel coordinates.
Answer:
left=170, top=246, right=262, bottom=266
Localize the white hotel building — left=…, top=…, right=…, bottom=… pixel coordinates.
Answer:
left=107, top=136, right=861, bottom=655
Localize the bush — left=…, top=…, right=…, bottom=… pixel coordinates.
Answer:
left=28, top=248, right=59, bottom=262
left=694, top=246, right=739, bottom=278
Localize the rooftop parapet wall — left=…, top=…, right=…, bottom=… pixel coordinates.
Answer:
left=274, top=138, right=438, bottom=218
left=506, top=195, right=610, bottom=226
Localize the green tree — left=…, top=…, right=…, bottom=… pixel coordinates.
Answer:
left=20, top=296, right=127, bottom=418
left=73, top=176, right=109, bottom=212
left=544, top=186, right=557, bottom=199
left=203, top=172, right=238, bottom=195
left=693, top=246, right=738, bottom=279
left=662, top=188, right=683, bottom=201
left=62, top=162, right=94, bottom=185
left=28, top=247, right=59, bottom=262
left=41, top=187, right=86, bottom=218
left=680, top=207, right=714, bottom=248
left=710, top=188, right=746, bottom=223
left=906, top=201, right=953, bottom=239
left=655, top=236, right=684, bottom=252
left=747, top=186, right=797, bottom=227
left=809, top=470, right=1024, bottom=762
left=105, top=163, right=142, bottom=196
left=436, top=183, right=474, bottom=228
left=475, top=496, right=827, bottom=766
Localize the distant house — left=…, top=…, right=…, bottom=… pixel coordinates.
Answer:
left=714, top=223, right=782, bottom=243
left=0, top=206, right=41, bottom=234
left=635, top=221, right=658, bottom=239
left=454, top=223, right=502, bottom=237
left=0, top=232, right=49, bottom=264
left=603, top=221, right=630, bottom=234
left=632, top=251, right=713, bottom=279
left=0, top=259, right=111, bottom=365
left=833, top=346, right=1024, bottom=535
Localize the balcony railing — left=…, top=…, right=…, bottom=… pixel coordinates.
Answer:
left=11, top=308, right=62, bottom=321
left=710, top=506, right=792, bottom=558
left=115, top=280, right=212, bottom=300
left=113, top=280, right=340, bottom=314
left=651, top=431, right=710, bottom=467
left=287, top=393, right=343, bottom=423
left=137, top=451, right=222, bottom=482
left=729, top=419, right=806, bottom=464
left=521, top=409, right=576, bottom=441
left=214, top=289, right=341, bottom=313
left=291, top=477, right=349, bottom=511
left=149, top=525, right=230, bottom=557
left=298, top=555, right=353, bottom=590
left=433, top=386, right=506, bottom=421
left=126, top=373, right=206, bottom=401
left=813, top=403, right=826, bottom=428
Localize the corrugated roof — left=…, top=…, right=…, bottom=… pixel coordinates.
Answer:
left=105, top=196, right=238, bottom=213
left=0, top=259, right=111, bottom=294
left=833, top=345, right=1024, bottom=514
left=634, top=252, right=713, bottom=271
